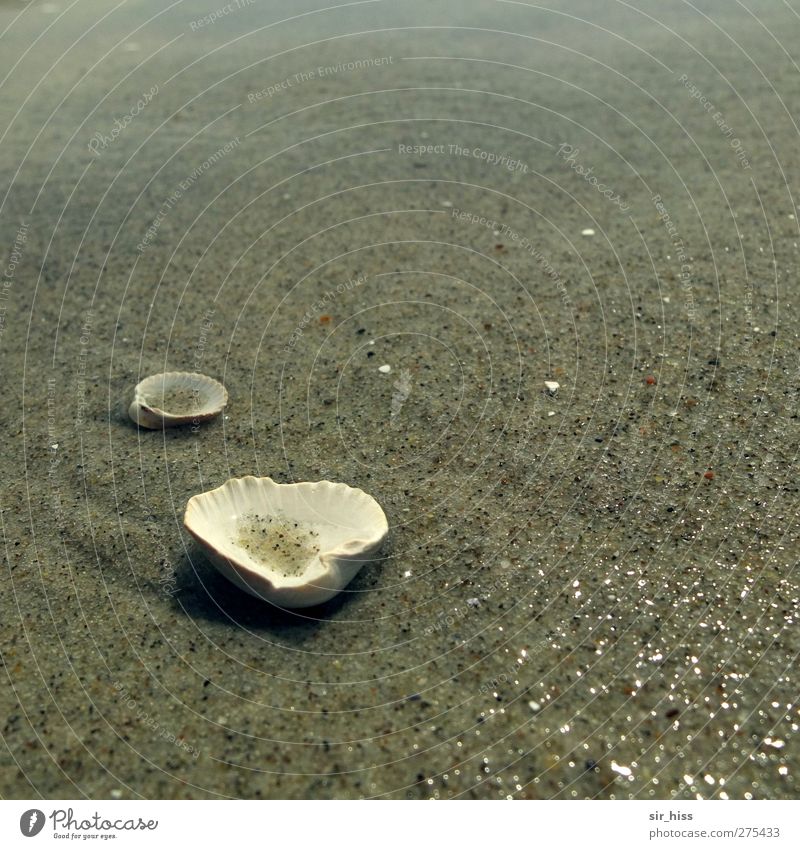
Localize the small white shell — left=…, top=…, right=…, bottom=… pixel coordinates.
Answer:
left=183, top=476, right=388, bottom=608
left=128, top=371, right=227, bottom=429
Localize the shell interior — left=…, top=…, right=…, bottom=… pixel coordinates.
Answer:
left=235, top=513, right=322, bottom=579
left=184, top=477, right=388, bottom=597
left=137, top=372, right=226, bottom=418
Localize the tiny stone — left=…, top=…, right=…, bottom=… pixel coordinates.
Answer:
left=544, top=380, right=559, bottom=395
left=467, top=598, right=480, bottom=608
left=581, top=228, right=595, bottom=236
left=547, top=411, right=556, bottom=417
left=528, top=700, right=542, bottom=713
left=378, top=364, right=392, bottom=374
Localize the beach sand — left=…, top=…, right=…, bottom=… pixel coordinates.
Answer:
left=1, top=0, right=797, bottom=798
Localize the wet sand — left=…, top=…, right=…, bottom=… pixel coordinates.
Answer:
left=0, top=0, right=798, bottom=798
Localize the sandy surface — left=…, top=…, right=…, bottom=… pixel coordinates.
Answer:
left=1, top=0, right=798, bottom=799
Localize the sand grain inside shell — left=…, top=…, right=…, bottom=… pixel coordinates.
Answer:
left=236, top=514, right=321, bottom=579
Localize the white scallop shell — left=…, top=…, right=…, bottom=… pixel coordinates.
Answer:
left=128, top=371, right=227, bottom=429
left=183, top=476, right=388, bottom=608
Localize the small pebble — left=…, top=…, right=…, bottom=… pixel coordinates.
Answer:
left=528, top=700, right=542, bottom=713
left=581, top=228, right=595, bottom=236
left=467, top=598, right=480, bottom=608
left=547, top=411, right=555, bottom=417
left=378, top=364, right=392, bottom=374
left=544, top=380, right=559, bottom=395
